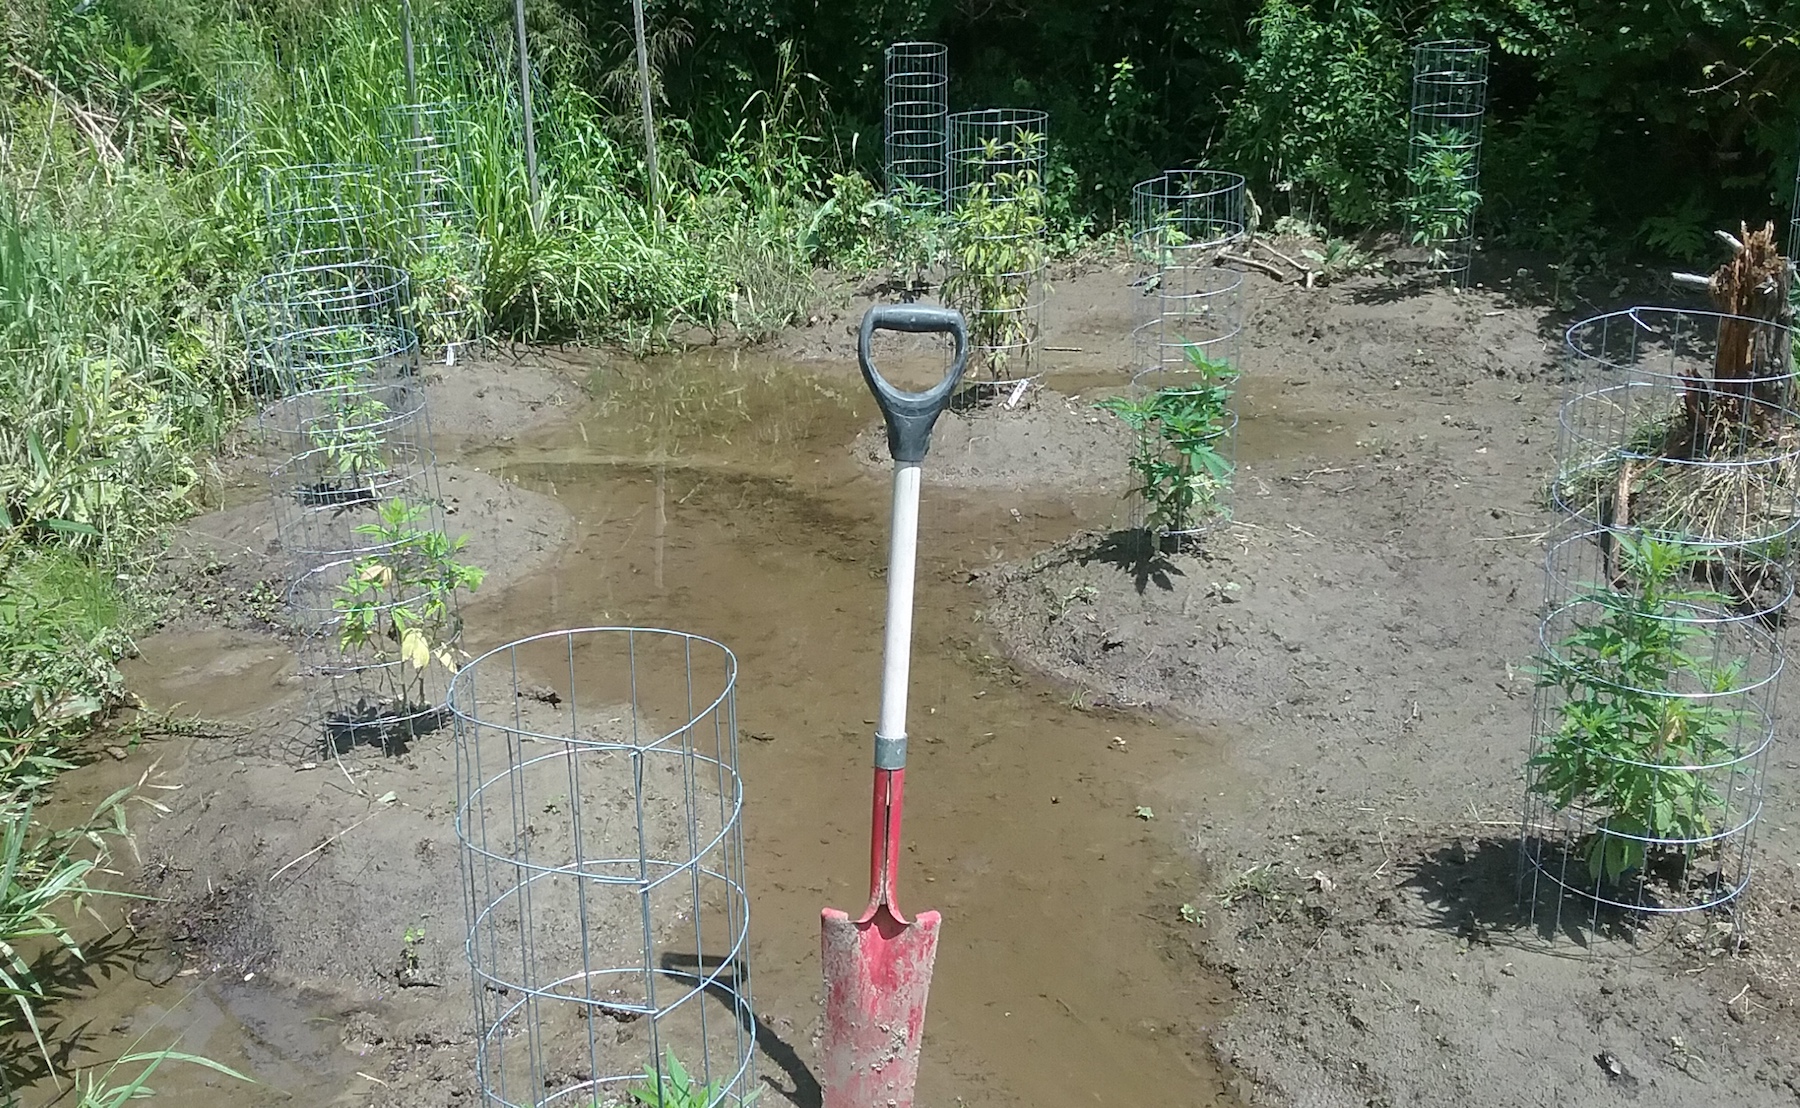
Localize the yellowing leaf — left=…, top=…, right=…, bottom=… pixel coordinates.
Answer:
left=400, top=627, right=431, bottom=671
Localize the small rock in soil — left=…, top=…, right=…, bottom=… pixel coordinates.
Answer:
left=1595, top=1051, right=1638, bottom=1089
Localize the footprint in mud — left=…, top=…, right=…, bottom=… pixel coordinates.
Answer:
left=132, top=944, right=182, bottom=987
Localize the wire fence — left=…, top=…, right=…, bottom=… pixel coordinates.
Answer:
left=453, top=628, right=756, bottom=1108
left=1407, top=40, right=1489, bottom=287
left=1521, top=306, right=1800, bottom=940
left=945, top=108, right=1049, bottom=385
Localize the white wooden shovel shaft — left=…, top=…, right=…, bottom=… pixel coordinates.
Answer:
left=874, top=463, right=922, bottom=770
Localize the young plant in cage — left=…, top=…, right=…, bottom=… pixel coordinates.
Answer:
left=331, top=498, right=484, bottom=737
left=1097, top=344, right=1237, bottom=544
left=405, top=220, right=482, bottom=354
left=877, top=179, right=950, bottom=295
left=1530, top=534, right=1749, bottom=886
left=942, top=133, right=1048, bottom=380
left=1399, top=129, right=1479, bottom=268
left=621, top=1051, right=756, bottom=1108
left=301, top=360, right=392, bottom=510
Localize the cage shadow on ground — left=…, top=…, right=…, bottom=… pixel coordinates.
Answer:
left=1076, top=528, right=1185, bottom=594
left=1, top=930, right=145, bottom=1092
left=1400, top=833, right=1720, bottom=952
left=658, top=953, right=821, bottom=1108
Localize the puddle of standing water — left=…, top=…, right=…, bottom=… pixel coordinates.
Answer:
left=1233, top=374, right=1371, bottom=467
left=43, top=346, right=1244, bottom=1108
left=466, top=350, right=1244, bottom=1106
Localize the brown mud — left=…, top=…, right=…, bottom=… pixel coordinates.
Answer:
left=981, top=265, right=1800, bottom=1107
left=22, top=255, right=1800, bottom=1108
left=21, top=329, right=1241, bottom=1106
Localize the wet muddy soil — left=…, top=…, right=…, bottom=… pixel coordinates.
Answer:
left=27, top=323, right=1241, bottom=1107
left=982, top=267, right=1800, bottom=1106
left=27, top=257, right=1800, bottom=1108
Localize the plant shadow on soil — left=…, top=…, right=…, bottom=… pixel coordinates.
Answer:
left=1400, top=834, right=1729, bottom=953
left=2, top=930, right=144, bottom=1090
left=1078, top=528, right=1185, bottom=594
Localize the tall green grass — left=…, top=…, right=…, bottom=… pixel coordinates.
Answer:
left=1, top=0, right=864, bottom=1083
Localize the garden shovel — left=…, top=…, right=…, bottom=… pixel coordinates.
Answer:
left=821, top=305, right=969, bottom=1108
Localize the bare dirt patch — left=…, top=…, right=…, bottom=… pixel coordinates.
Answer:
left=979, top=264, right=1800, bottom=1106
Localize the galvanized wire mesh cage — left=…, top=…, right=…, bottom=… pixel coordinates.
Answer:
left=1553, top=308, right=1800, bottom=549
left=1408, top=40, right=1489, bottom=287
left=1130, top=170, right=1247, bottom=375
left=454, top=628, right=755, bottom=1108
left=380, top=101, right=485, bottom=361
left=884, top=42, right=949, bottom=209
left=243, top=262, right=435, bottom=572
left=262, top=163, right=393, bottom=269
left=946, top=108, right=1050, bottom=385
left=1521, top=524, right=1785, bottom=930
left=1130, top=169, right=1246, bottom=266
left=1521, top=306, right=1800, bottom=939
left=1121, top=170, right=1246, bottom=548
left=243, top=260, right=419, bottom=397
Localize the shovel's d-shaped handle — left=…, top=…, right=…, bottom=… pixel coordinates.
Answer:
left=857, top=306, right=970, bottom=464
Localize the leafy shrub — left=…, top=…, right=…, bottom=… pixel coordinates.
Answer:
left=1222, top=0, right=1405, bottom=229
left=941, top=132, right=1049, bottom=379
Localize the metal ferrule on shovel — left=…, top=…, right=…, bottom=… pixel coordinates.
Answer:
left=821, top=305, right=969, bottom=1108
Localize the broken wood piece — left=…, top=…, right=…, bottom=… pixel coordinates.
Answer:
left=1218, top=252, right=1290, bottom=281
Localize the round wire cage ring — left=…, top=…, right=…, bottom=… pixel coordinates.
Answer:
left=1130, top=169, right=1247, bottom=264
left=1555, top=307, right=1800, bottom=548
left=453, top=628, right=755, bottom=1108
left=1521, top=525, right=1784, bottom=926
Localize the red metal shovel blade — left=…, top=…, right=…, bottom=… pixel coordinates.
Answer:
left=820, top=903, right=941, bottom=1108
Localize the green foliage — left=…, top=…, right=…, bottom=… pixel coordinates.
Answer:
left=1397, top=129, right=1481, bottom=265
left=1223, top=0, right=1406, bottom=228
left=941, top=132, right=1048, bottom=379
left=333, top=497, right=486, bottom=706
left=309, top=363, right=393, bottom=481
left=0, top=788, right=132, bottom=1064
left=73, top=1046, right=252, bottom=1107
left=1096, top=345, right=1237, bottom=541
left=1531, top=536, right=1748, bottom=885
left=624, top=1050, right=756, bottom=1108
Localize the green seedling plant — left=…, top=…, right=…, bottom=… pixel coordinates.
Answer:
left=308, top=355, right=391, bottom=485
left=621, top=1050, right=757, bottom=1108
left=876, top=179, right=950, bottom=294
left=333, top=498, right=485, bottom=717
left=1531, top=534, right=1747, bottom=885
left=1096, top=344, right=1237, bottom=543
left=942, top=132, right=1048, bottom=379
left=1398, top=129, right=1480, bottom=268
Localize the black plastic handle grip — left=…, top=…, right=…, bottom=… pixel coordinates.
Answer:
left=856, top=305, right=971, bottom=464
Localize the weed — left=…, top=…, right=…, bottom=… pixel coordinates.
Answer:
left=1531, top=534, right=1749, bottom=884
left=1216, top=863, right=1283, bottom=909
left=1300, top=237, right=1377, bottom=284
